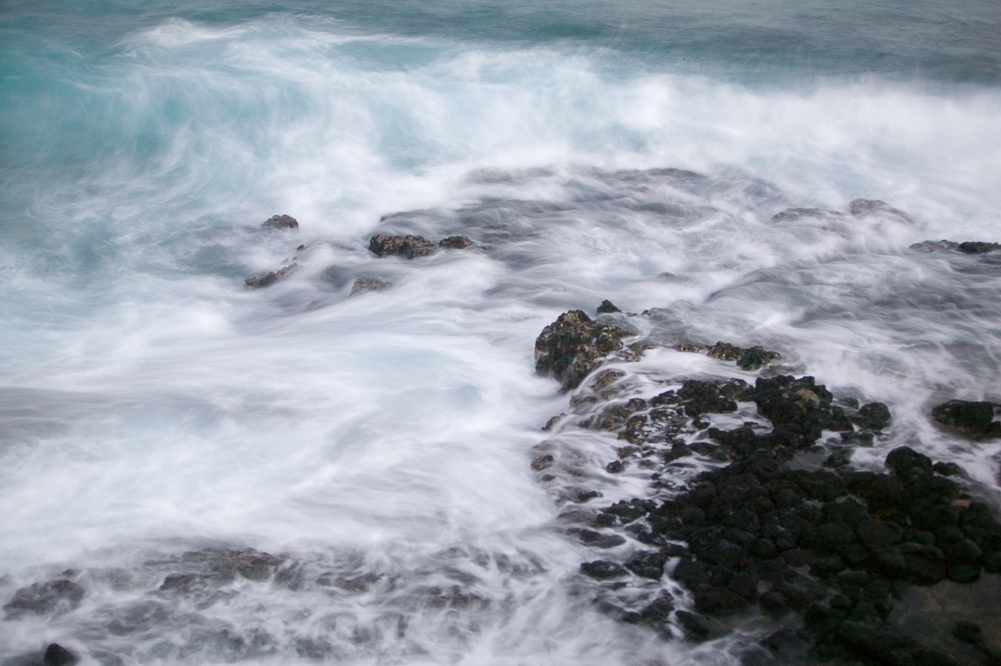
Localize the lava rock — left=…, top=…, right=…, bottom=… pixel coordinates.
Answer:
left=368, top=234, right=437, bottom=259
left=597, top=300, right=621, bottom=314
left=261, top=214, right=298, bottom=230
left=675, top=610, right=713, bottom=640
left=350, top=277, right=392, bottom=295
left=438, top=235, right=473, bottom=249
left=706, top=342, right=780, bottom=370
left=245, top=263, right=298, bottom=288
left=854, top=402, right=891, bottom=431
left=3, top=579, right=85, bottom=618
left=910, top=240, right=959, bottom=252
left=931, top=400, right=1001, bottom=439
left=534, top=310, right=629, bottom=390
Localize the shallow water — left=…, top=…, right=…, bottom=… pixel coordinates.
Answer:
left=1, top=1, right=1000, bottom=663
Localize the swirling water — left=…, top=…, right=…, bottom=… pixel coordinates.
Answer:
left=1, top=1, right=1000, bottom=663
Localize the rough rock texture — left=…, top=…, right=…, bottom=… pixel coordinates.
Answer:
left=706, top=342, right=781, bottom=370
left=261, top=214, right=299, bottom=230
left=438, top=235, right=473, bottom=249
left=534, top=310, right=630, bottom=391
left=369, top=234, right=436, bottom=259
left=3, top=579, right=85, bottom=618
left=245, top=263, right=298, bottom=288
left=597, top=300, right=621, bottom=314
left=350, top=277, right=392, bottom=296
left=849, top=199, right=911, bottom=223
left=932, top=400, right=1001, bottom=439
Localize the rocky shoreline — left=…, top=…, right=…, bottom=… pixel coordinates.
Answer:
left=531, top=304, right=1001, bottom=666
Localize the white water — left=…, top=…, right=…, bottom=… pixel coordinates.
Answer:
left=2, top=15, right=1001, bottom=665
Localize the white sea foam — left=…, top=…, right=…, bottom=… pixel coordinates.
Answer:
left=1, top=13, right=1000, bottom=665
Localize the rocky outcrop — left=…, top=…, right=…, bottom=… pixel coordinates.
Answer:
left=932, top=400, right=1001, bottom=439
left=534, top=311, right=630, bottom=391
left=245, top=263, right=297, bottom=288
left=597, top=300, right=621, bottom=314
left=3, top=578, right=85, bottom=618
left=350, top=277, right=392, bottom=296
left=261, top=214, right=298, bottom=230
left=368, top=234, right=436, bottom=259
left=438, top=235, right=473, bottom=249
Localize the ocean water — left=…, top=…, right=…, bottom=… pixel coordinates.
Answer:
left=1, top=0, right=1000, bottom=663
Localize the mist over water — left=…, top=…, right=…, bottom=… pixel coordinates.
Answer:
left=2, top=1, right=1001, bottom=663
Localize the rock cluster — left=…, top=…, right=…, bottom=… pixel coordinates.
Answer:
left=368, top=234, right=473, bottom=259
left=534, top=310, right=630, bottom=391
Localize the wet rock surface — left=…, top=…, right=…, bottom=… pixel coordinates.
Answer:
left=438, top=235, right=473, bottom=249
left=910, top=240, right=1001, bottom=255
left=350, top=277, right=392, bottom=295
left=260, top=214, right=299, bottom=230
left=530, top=312, right=1001, bottom=666
left=534, top=310, right=630, bottom=391
left=368, top=234, right=437, bottom=259
left=3, top=579, right=85, bottom=618
left=932, top=400, right=1001, bottom=439
left=245, top=263, right=298, bottom=288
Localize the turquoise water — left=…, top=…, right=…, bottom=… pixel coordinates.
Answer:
left=1, top=1, right=1000, bottom=663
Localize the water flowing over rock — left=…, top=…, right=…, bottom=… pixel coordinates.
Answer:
left=534, top=310, right=629, bottom=391
left=350, top=277, right=392, bottom=295
left=438, top=235, right=473, bottom=249
left=932, top=400, right=1001, bottom=439
left=244, top=263, right=298, bottom=288
left=260, top=214, right=299, bottom=230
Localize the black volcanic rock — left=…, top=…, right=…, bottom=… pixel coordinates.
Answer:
left=932, top=399, right=1001, bottom=439
left=438, top=235, right=473, bottom=249
left=534, top=310, right=629, bottom=391
left=369, top=234, right=436, bottom=259
left=3, top=579, right=85, bottom=618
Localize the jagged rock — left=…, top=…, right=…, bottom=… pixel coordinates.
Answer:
left=245, top=263, right=297, bottom=288
left=261, top=214, right=298, bottom=230
left=675, top=610, right=714, bottom=640
left=597, top=300, right=621, bottom=314
left=853, top=402, right=891, bottom=431
left=350, top=277, right=392, bottom=295
left=438, top=235, right=473, bottom=249
left=534, top=310, right=629, bottom=390
left=369, top=234, right=436, bottom=259
left=706, top=342, right=780, bottom=370
left=3, top=579, right=85, bottom=618
left=43, top=644, right=77, bottom=666
left=932, top=400, right=1001, bottom=439
left=848, top=199, right=911, bottom=223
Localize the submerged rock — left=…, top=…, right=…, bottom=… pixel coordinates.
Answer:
left=369, top=234, right=437, bottom=259
left=350, top=277, right=392, bottom=295
left=534, top=311, right=629, bottom=391
left=3, top=579, right=85, bottom=618
left=245, top=263, right=298, bottom=288
left=771, top=207, right=843, bottom=222
left=910, top=239, right=1001, bottom=255
left=261, top=214, right=299, bottom=230
left=932, top=400, right=1001, bottom=439
left=849, top=198, right=911, bottom=223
